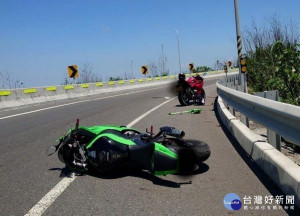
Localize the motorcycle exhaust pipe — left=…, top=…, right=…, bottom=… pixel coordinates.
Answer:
left=170, top=128, right=185, bottom=138
left=160, top=126, right=185, bottom=138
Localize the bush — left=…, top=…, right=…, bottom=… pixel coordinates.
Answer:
left=109, top=76, right=122, bottom=81
left=193, top=66, right=212, bottom=73
left=244, top=16, right=300, bottom=105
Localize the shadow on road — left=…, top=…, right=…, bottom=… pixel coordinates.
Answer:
left=49, top=163, right=209, bottom=189
left=213, top=97, right=300, bottom=216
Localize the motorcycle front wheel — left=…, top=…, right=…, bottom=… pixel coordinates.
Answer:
left=165, top=139, right=211, bottom=163
left=167, top=139, right=210, bottom=174
left=184, top=139, right=210, bottom=162
left=199, top=89, right=206, bottom=105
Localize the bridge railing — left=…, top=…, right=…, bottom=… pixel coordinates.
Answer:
left=216, top=74, right=300, bottom=146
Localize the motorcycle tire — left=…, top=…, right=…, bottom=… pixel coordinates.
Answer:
left=178, top=91, right=189, bottom=106
left=185, top=139, right=210, bottom=162
left=165, top=139, right=211, bottom=163
left=168, top=139, right=210, bottom=174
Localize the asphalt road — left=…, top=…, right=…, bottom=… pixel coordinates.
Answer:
left=0, top=77, right=294, bottom=215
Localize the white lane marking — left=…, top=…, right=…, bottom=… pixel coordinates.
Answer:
left=24, top=97, right=175, bottom=216
left=0, top=85, right=167, bottom=120
left=24, top=173, right=76, bottom=216
left=127, top=97, right=175, bottom=127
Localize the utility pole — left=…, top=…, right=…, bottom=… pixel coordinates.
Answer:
left=234, top=0, right=246, bottom=90
left=130, top=60, right=133, bottom=79
left=0, top=72, right=4, bottom=89
left=174, top=29, right=182, bottom=74
left=162, top=44, right=165, bottom=75
left=234, top=0, right=249, bottom=127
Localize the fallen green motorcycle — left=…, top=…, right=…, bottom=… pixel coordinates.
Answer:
left=46, top=119, right=211, bottom=175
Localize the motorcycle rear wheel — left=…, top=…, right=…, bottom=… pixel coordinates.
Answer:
left=178, top=91, right=190, bottom=106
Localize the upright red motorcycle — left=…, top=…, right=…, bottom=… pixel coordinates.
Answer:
left=176, top=73, right=206, bottom=106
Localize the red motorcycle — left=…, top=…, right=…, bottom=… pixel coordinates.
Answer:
left=177, top=73, right=206, bottom=106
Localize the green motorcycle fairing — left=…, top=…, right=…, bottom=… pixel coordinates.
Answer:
left=69, top=125, right=139, bottom=136
left=86, top=133, right=136, bottom=149
left=62, top=125, right=179, bottom=175
left=153, top=144, right=178, bottom=175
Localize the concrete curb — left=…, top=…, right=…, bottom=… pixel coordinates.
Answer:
left=217, top=96, right=300, bottom=207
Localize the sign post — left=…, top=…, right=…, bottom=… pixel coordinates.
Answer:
left=224, top=65, right=228, bottom=86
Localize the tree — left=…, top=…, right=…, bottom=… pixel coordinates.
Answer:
left=0, top=71, right=24, bottom=89
left=79, top=62, right=101, bottom=83
left=148, top=60, right=158, bottom=77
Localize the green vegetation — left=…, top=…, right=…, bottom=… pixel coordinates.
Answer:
left=109, top=76, right=122, bottom=81
left=192, top=66, right=212, bottom=73
left=244, top=16, right=300, bottom=105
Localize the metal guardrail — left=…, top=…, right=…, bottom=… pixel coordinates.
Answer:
left=216, top=75, right=300, bottom=146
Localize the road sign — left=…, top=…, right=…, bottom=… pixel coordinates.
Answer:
left=227, top=61, right=232, bottom=67
left=188, top=63, right=194, bottom=71
left=68, top=65, right=79, bottom=78
left=240, top=58, right=247, bottom=73
left=141, top=65, right=148, bottom=75
left=224, top=65, right=228, bottom=73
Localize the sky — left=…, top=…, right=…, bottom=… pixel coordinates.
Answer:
left=0, top=0, right=300, bottom=87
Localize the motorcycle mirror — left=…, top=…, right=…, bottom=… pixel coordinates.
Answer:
left=46, top=146, right=57, bottom=156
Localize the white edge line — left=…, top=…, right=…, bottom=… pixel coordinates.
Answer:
left=1, top=85, right=167, bottom=120
left=24, top=97, right=175, bottom=216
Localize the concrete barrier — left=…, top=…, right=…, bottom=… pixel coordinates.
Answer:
left=0, top=78, right=173, bottom=109
left=0, top=70, right=237, bottom=110
left=216, top=96, right=300, bottom=208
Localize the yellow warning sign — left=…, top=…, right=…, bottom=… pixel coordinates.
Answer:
left=141, top=65, right=148, bottom=75
left=68, top=65, right=79, bottom=78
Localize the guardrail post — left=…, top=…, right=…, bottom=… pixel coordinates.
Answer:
left=229, top=106, right=235, bottom=116
left=237, top=85, right=249, bottom=127
left=254, top=90, right=281, bottom=151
